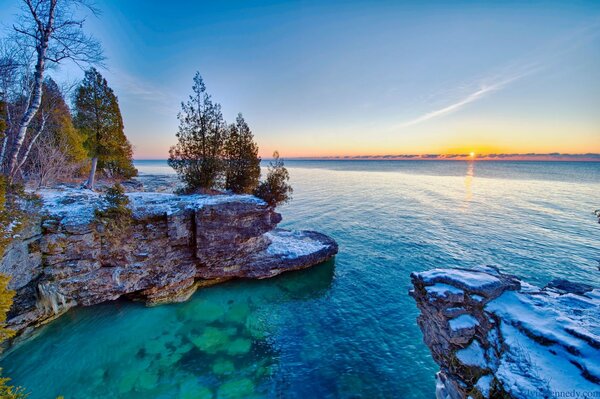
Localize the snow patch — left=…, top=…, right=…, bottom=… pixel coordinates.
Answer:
left=456, top=339, right=487, bottom=368
left=449, top=314, right=479, bottom=331
left=38, top=187, right=265, bottom=225
left=266, top=231, right=326, bottom=259
left=426, top=283, right=464, bottom=298
left=475, top=375, right=493, bottom=398
left=416, top=268, right=501, bottom=290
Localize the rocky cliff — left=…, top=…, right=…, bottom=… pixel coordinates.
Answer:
left=411, top=267, right=599, bottom=399
left=1, top=188, right=338, bottom=338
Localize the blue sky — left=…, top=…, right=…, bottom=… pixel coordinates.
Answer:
left=1, top=0, right=599, bottom=158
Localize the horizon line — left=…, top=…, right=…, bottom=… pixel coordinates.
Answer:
left=134, top=153, right=600, bottom=162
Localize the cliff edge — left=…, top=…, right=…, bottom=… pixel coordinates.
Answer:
left=410, top=267, right=599, bottom=399
left=1, top=188, right=338, bottom=338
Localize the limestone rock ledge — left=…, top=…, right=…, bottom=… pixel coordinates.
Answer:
left=410, top=267, right=599, bottom=399
left=1, top=189, right=338, bottom=338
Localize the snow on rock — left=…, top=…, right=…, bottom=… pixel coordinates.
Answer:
left=265, top=230, right=327, bottom=259
left=411, top=267, right=600, bottom=399
left=426, top=283, right=464, bottom=299
left=475, top=375, right=493, bottom=398
left=38, top=187, right=265, bottom=224
left=411, top=267, right=518, bottom=298
left=456, top=339, right=487, bottom=368
left=449, top=314, right=479, bottom=332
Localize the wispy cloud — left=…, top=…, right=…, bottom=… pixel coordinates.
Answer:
left=107, top=68, right=179, bottom=115
left=395, top=21, right=600, bottom=129
left=396, top=64, right=539, bottom=129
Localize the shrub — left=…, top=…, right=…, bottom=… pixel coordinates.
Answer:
left=94, top=183, right=132, bottom=235
left=254, top=151, right=293, bottom=208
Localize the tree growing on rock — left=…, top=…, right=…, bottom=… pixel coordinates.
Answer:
left=0, top=274, right=26, bottom=398
left=254, top=151, right=292, bottom=207
left=73, top=68, right=136, bottom=190
left=4, top=0, right=103, bottom=178
left=169, top=72, right=226, bottom=192
left=224, top=113, right=261, bottom=194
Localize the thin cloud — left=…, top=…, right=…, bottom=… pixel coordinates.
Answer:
left=108, top=69, right=179, bottom=115
left=395, top=21, right=600, bottom=129
left=396, top=66, right=538, bottom=129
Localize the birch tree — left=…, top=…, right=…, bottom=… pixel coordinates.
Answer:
left=4, top=0, right=102, bottom=178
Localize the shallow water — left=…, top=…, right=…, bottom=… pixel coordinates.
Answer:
left=2, top=160, right=599, bottom=398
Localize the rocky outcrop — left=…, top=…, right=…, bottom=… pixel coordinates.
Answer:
left=1, top=189, right=338, bottom=338
left=410, top=267, right=600, bottom=399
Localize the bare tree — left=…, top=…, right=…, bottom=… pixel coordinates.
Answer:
left=27, top=129, right=81, bottom=188
left=4, top=0, right=103, bottom=178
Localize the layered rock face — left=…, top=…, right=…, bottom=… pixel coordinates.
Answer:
left=411, top=267, right=599, bottom=399
left=1, top=189, right=338, bottom=338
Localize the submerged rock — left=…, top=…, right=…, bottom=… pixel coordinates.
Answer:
left=1, top=188, right=338, bottom=338
left=410, top=267, right=600, bottom=399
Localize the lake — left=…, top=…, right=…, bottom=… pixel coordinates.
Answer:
left=2, top=160, right=599, bottom=398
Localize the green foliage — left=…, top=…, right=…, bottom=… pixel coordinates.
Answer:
left=224, top=114, right=261, bottom=194
left=73, top=68, right=137, bottom=180
left=94, top=183, right=132, bottom=235
left=40, top=78, right=87, bottom=166
left=169, top=73, right=225, bottom=191
left=0, top=274, right=15, bottom=343
left=254, top=151, right=293, bottom=208
left=0, top=370, right=28, bottom=399
left=169, top=74, right=264, bottom=195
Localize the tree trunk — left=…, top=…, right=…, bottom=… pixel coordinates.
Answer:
left=14, top=113, right=48, bottom=176
left=7, top=46, right=47, bottom=176
left=6, top=0, right=56, bottom=177
left=85, top=157, right=98, bottom=190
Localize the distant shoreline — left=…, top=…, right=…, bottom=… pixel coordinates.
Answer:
left=134, top=157, right=600, bottom=163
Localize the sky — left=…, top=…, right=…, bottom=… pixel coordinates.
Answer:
left=1, top=0, right=599, bottom=159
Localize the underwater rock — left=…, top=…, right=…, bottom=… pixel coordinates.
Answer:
left=227, top=338, right=252, bottom=356
left=411, top=267, right=600, bottom=399
left=212, top=358, right=235, bottom=375
left=217, top=378, right=255, bottom=399
left=1, top=188, right=338, bottom=337
left=189, top=326, right=231, bottom=354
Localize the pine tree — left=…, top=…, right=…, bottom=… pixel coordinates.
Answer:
left=224, top=113, right=261, bottom=194
left=169, top=72, right=226, bottom=192
left=73, top=68, right=136, bottom=190
left=254, top=151, right=293, bottom=207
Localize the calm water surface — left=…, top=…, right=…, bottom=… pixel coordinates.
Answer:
left=2, top=160, right=599, bottom=398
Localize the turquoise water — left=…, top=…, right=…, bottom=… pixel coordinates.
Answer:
left=2, top=160, right=600, bottom=398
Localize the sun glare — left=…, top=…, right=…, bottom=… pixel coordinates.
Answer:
left=469, top=152, right=476, bottom=158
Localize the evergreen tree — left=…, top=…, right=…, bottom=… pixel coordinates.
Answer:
left=73, top=68, right=136, bottom=190
left=38, top=78, right=87, bottom=166
left=224, top=113, right=261, bottom=194
left=254, top=151, right=293, bottom=207
left=169, top=72, right=226, bottom=192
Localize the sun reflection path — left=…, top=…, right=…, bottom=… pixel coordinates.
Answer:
left=464, top=161, right=475, bottom=203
